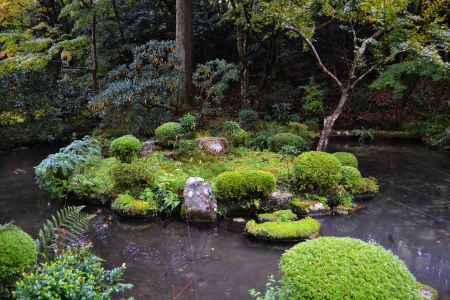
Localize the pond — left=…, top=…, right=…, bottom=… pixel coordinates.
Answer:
left=0, top=144, right=449, bottom=300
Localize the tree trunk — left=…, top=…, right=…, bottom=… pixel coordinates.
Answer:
left=176, top=0, right=193, bottom=108
left=237, top=29, right=249, bottom=107
left=91, top=12, right=98, bottom=91
left=316, top=90, right=349, bottom=151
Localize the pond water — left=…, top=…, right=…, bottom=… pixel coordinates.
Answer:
left=0, top=144, right=449, bottom=300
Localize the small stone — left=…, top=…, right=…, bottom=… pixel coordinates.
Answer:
left=140, top=139, right=157, bottom=157
left=196, top=137, right=229, bottom=156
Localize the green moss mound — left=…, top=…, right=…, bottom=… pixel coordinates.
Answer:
left=293, top=151, right=342, bottom=195
left=155, top=122, right=184, bottom=146
left=333, top=152, right=358, bottom=168
left=280, top=237, right=421, bottom=300
left=341, top=166, right=362, bottom=188
left=245, top=217, right=320, bottom=241
left=271, top=132, right=308, bottom=152
left=353, top=177, right=380, bottom=195
left=213, top=170, right=276, bottom=204
left=0, top=225, right=37, bottom=288
left=110, top=135, right=142, bottom=162
left=257, top=210, right=297, bottom=223
left=111, top=194, right=158, bottom=217
left=111, top=161, right=155, bottom=194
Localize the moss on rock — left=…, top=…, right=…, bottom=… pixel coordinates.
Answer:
left=245, top=217, right=320, bottom=241
left=280, top=237, right=422, bottom=300
left=111, top=194, right=159, bottom=217
left=257, top=209, right=297, bottom=223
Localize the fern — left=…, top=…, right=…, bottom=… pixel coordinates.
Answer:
left=37, top=206, right=95, bottom=260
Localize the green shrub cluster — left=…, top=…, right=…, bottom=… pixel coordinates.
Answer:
left=155, top=122, right=184, bottom=146
left=109, top=134, right=142, bottom=163
left=15, top=248, right=132, bottom=299
left=280, top=237, right=422, bottom=299
left=179, top=113, right=197, bottom=133
left=175, top=139, right=198, bottom=157
left=271, top=132, right=309, bottom=153
left=112, top=161, right=155, bottom=194
left=245, top=217, right=320, bottom=241
left=352, top=177, right=380, bottom=195
left=112, top=193, right=159, bottom=217
left=333, top=152, right=359, bottom=168
left=239, top=109, right=258, bottom=130
left=0, top=224, right=37, bottom=293
left=341, top=166, right=363, bottom=189
left=213, top=170, right=276, bottom=205
left=293, top=151, right=342, bottom=195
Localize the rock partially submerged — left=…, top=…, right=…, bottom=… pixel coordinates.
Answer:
left=290, top=199, right=331, bottom=217
left=182, top=177, right=217, bottom=222
left=419, top=284, right=438, bottom=300
left=196, top=137, right=229, bottom=156
left=245, top=217, right=320, bottom=242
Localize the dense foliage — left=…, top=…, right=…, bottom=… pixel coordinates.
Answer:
left=110, top=134, right=143, bottom=162
left=280, top=237, right=422, bottom=299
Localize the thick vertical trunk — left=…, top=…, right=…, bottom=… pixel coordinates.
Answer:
left=237, top=29, right=249, bottom=107
left=316, top=90, right=349, bottom=151
left=176, top=0, right=193, bottom=108
left=91, top=12, right=98, bottom=91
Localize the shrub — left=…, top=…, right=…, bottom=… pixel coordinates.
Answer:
left=15, top=248, right=133, bottom=299
left=179, top=113, right=197, bottom=133
left=0, top=224, right=37, bottom=292
left=35, top=136, right=101, bottom=198
left=231, top=128, right=249, bottom=147
left=175, top=139, right=198, bottom=157
left=257, top=210, right=297, bottom=223
left=331, top=185, right=353, bottom=208
left=223, top=120, right=241, bottom=135
left=352, top=177, right=380, bottom=195
left=239, top=108, right=258, bottom=130
left=245, top=217, right=320, bottom=241
left=341, top=166, right=362, bottom=189
left=109, top=135, right=142, bottom=163
left=333, top=152, right=359, bottom=168
left=280, top=237, right=421, bottom=299
left=155, top=122, right=184, bottom=146
left=112, top=193, right=159, bottom=217
left=111, top=161, right=155, bottom=194
left=271, top=132, right=309, bottom=153
left=293, top=151, right=342, bottom=195
left=213, top=170, right=276, bottom=205
left=248, top=131, right=272, bottom=150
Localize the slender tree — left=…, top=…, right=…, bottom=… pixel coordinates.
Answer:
left=176, top=0, right=193, bottom=107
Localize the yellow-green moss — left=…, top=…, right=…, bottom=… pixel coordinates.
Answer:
left=333, top=152, right=359, bottom=168
left=111, top=194, right=158, bottom=217
left=257, top=210, right=298, bottom=222
left=245, top=217, right=320, bottom=241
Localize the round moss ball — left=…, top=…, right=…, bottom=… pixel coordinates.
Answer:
left=110, top=135, right=142, bottom=162
left=155, top=122, right=184, bottom=146
left=271, top=132, right=308, bottom=152
left=280, top=237, right=421, bottom=300
left=293, top=151, right=342, bottom=195
left=333, top=152, right=358, bottom=168
left=341, top=166, right=362, bottom=188
left=0, top=225, right=37, bottom=285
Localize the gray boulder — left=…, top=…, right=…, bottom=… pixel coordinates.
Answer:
left=267, top=191, right=293, bottom=209
left=182, top=177, right=217, bottom=222
left=140, top=139, right=157, bottom=157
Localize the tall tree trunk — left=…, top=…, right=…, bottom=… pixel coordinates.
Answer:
left=176, top=0, right=193, bottom=109
left=237, top=29, right=249, bottom=107
left=91, top=12, right=98, bottom=91
left=316, top=89, right=349, bottom=151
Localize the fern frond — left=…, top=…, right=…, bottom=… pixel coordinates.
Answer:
left=37, top=206, right=95, bottom=260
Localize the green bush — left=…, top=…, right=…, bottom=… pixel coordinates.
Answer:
left=341, top=166, right=362, bottom=189
left=239, top=109, right=258, bottom=130
left=179, top=113, right=197, bottom=133
left=155, top=122, right=184, bottom=146
left=293, top=151, right=342, bottom=195
left=280, top=237, right=421, bottom=299
left=0, top=224, right=37, bottom=292
left=15, top=247, right=132, bottom=299
left=111, top=161, right=155, bottom=194
left=110, top=135, right=142, bottom=163
left=223, top=121, right=241, bottom=135
left=213, top=170, right=276, bottom=205
left=352, top=177, right=380, bottom=195
left=112, top=193, right=159, bottom=217
left=231, top=128, right=249, bottom=147
left=175, top=139, right=198, bottom=157
left=245, top=217, right=320, bottom=241
left=271, top=132, right=309, bottom=153
left=333, top=152, right=359, bottom=168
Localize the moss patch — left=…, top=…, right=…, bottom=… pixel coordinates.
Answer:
left=333, top=152, right=359, bottom=168
left=257, top=210, right=297, bottom=223
left=245, top=217, right=320, bottom=241
left=111, top=194, right=159, bottom=217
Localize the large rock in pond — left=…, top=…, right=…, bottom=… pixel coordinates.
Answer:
left=182, top=177, right=217, bottom=222
left=140, top=139, right=157, bottom=157
left=267, top=191, right=293, bottom=209
left=196, top=137, right=229, bottom=156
